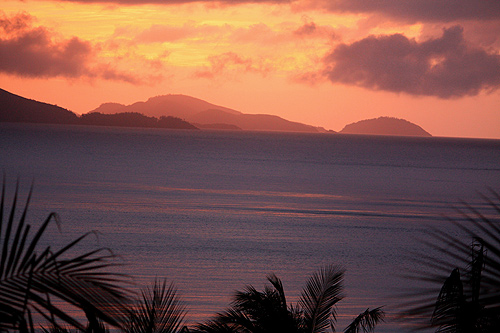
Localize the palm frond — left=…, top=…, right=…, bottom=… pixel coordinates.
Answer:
left=235, top=282, right=299, bottom=332
left=215, top=309, right=255, bottom=333
left=398, top=189, right=500, bottom=331
left=123, top=279, right=186, bottom=333
left=343, top=307, right=385, bottom=333
left=299, top=265, right=344, bottom=333
left=196, top=275, right=302, bottom=333
left=193, top=318, right=242, bottom=333
left=194, top=266, right=382, bottom=333
left=266, top=273, right=287, bottom=310
left=0, top=180, right=130, bottom=331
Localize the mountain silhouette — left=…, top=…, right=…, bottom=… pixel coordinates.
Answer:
left=0, top=88, right=79, bottom=124
left=339, top=117, right=431, bottom=137
left=188, top=109, right=323, bottom=132
left=0, top=88, right=196, bottom=130
left=90, top=94, right=241, bottom=120
left=90, top=94, right=325, bottom=133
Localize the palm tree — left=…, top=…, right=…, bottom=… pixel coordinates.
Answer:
left=0, top=179, right=130, bottom=332
left=400, top=189, right=500, bottom=332
left=192, top=265, right=384, bottom=333
left=123, top=279, right=187, bottom=333
left=343, top=308, right=385, bottom=333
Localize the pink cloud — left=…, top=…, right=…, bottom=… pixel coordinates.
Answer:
left=195, top=52, right=273, bottom=78
left=321, top=26, right=500, bottom=98
left=0, top=11, right=141, bottom=83
left=134, top=22, right=228, bottom=43
left=0, top=11, right=33, bottom=33
left=293, top=18, right=336, bottom=39
left=53, top=0, right=294, bottom=4
left=133, top=20, right=332, bottom=48
left=294, top=21, right=316, bottom=36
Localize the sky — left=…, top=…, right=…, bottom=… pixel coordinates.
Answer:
left=1, top=0, right=500, bottom=139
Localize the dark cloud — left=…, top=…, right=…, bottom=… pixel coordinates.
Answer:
left=322, top=26, right=500, bottom=98
left=0, top=26, right=92, bottom=77
left=0, top=11, right=140, bottom=83
left=308, top=0, right=500, bottom=22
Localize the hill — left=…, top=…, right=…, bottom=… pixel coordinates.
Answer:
left=90, top=95, right=324, bottom=133
left=339, top=117, right=431, bottom=137
left=0, top=88, right=79, bottom=124
left=0, top=88, right=197, bottom=130
left=90, top=94, right=241, bottom=120
left=1, top=88, right=326, bottom=133
left=188, top=109, right=322, bottom=132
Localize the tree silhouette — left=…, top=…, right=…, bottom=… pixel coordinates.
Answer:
left=0, top=179, right=130, bottom=332
left=192, top=265, right=384, bottom=333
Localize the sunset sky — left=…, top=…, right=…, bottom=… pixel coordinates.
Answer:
left=1, top=1, right=499, bottom=139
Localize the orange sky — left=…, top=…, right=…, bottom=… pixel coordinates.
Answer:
left=1, top=0, right=499, bottom=138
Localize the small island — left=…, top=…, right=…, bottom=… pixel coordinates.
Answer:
left=339, top=117, right=431, bottom=137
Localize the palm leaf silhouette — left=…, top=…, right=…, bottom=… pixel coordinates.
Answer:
left=399, top=189, right=500, bottom=332
left=299, top=265, right=344, bottom=333
left=211, top=274, right=301, bottom=332
left=0, top=180, right=129, bottom=331
left=123, top=279, right=186, bottom=333
left=343, top=307, right=385, bottom=333
left=193, top=266, right=382, bottom=333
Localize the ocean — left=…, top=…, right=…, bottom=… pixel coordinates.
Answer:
left=1, top=122, right=499, bottom=332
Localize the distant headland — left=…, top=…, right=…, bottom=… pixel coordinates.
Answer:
left=0, top=88, right=324, bottom=133
left=1, top=87, right=431, bottom=136
left=0, top=88, right=196, bottom=130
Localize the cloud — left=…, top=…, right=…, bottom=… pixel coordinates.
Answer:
left=294, top=21, right=317, bottom=36
left=195, top=52, right=273, bottom=78
left=301, top=0, right=500, bottom=23
left=0, top=11, right=140, bottom=83
left=134, top=22, right=228, bottom=43
left=321, top=26, right=500, bottom=98
left=132, top=19, right=334, bottom=49
left=0, top=12, right=91, bottom=77
left=0, top=11, right=33, bottom=33
left=50, top=0, right=293, bottom=4
left=293, top=17, right=336, bottom=40
left=133, top=22, right=285, bottom=46
left=26, top=1, right=500, bottom=23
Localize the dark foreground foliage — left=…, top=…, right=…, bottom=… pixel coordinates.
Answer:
left=400, top=190, right=500, bottom=332
left=191, top=266, right=384, bottom=333
left=123, top=279, right=186, bottom=333
left=0, top=179, right=130, bottom=332
left=0, top=179, right=188, bottom=333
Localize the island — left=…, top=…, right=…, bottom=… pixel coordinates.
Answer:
left=339, top=117, right=431, bottom=137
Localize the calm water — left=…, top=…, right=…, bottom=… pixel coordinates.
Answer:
left=1, top=123, right=500, bottom=331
